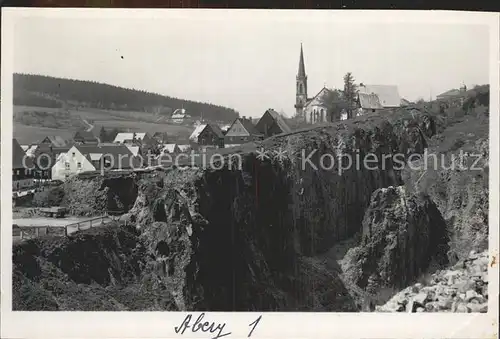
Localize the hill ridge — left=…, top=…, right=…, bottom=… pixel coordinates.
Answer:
left=13, top=73, right=239, bottom=123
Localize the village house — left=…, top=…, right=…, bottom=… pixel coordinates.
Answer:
left=13, top=138, right=35, bottom=190
left=154, top=144, right=182, bottom=167
left=189, top=123, right=225, bottom=149
left=152, top=131, right=169, bottom=144
left=40, top=135, right=71, bottom=148
left=51, top=144, right=138, bottom=181
left=224, top=117, right=264, bottom=147
left=113, top=132, right=155, bottom=146
left=400, top=98, right=412, bottom=107
left=177, top=144, right=192, bottom=153
left=436, top=85, right=467, bottom=106
left=160, top=143, right=181, bottom=154
left=21, top=144, right=38, bottom=158
left=219, top=124, right=232, bottom=135
left=32, top=135, right=73, bottom=180
left=171, top=108, right=191, bottom=125
left=356, top=84, right=401, bottom=115
left=126, top=145, right=141, bottom=157
left=73, top=130, right=99, bottom=144
left=255, top=109, right=292, bottom=138
left=113, top=132, right=158, bottom=155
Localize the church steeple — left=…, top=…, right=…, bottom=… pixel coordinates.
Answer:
left=298, top=43, right=306, bottom=77
left=295, top=43, right=308, bottom=118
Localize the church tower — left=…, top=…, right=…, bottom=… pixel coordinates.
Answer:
left=294, top=43, right=308, bottom=118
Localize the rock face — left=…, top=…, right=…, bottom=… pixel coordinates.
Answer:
left=12, top=225, right=178, bottom=311
left=376, top=250, right=489, bottom=313
left=403, top=116, right=489, bottom=260
left=125, top=167, right=359, bottom=311
left=116, top=110, right=440, bottom=311
left=15, top=108, right=473, bottom=312
left=341, top=186, right=449, bottom=295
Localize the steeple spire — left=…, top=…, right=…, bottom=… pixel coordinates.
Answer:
left=298, top=43, right=306, bottom=77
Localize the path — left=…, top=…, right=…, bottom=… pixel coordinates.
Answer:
left=81, top=117, right=94, bottom=132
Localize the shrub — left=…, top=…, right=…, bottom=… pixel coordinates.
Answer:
left=32, top=186, right=65, bottom=207
left=62, top=177, right=109, bottom=216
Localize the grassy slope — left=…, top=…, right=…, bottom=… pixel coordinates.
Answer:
left=14, top=105, right=193, bottom=144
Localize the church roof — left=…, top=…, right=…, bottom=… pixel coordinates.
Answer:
left=304, top=87, right=336, bottom=109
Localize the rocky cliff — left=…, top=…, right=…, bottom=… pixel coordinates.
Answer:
left=341, top=186, right=449, bottom=303
left=13, top=108, right=489, bottom=312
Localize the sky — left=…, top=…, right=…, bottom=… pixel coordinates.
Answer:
left=13, top=11, right=491, bottom=118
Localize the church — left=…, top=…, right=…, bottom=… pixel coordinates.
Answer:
left=294, top=44, right=345, bottom=124
left=294, top=44, right=402, bottom=124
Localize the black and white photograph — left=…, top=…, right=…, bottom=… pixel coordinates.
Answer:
left=1, top=8, right=498, bottom=339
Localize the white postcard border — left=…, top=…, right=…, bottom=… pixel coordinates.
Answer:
left=1, top=8, right=499, bottom=339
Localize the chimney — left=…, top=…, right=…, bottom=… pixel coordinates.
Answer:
left=242, top=116, right=246, bottom=121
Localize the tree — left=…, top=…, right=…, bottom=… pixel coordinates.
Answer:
left=343, top=72, right=357, bottom=119
left=98, top=127, right=108, bottom=143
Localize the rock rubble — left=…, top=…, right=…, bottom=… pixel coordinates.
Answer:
left=376, top=250, right=489, bottom=312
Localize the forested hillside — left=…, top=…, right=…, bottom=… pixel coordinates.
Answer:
left=13, top=73, right=239, bottom=122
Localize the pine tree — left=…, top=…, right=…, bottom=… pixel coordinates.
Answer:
left=343, top=72, right=357, bottom=119
left=99, top=127, right=108, bottom=142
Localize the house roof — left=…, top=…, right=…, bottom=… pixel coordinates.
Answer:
left=161, top=144, right=179, bottom=153
left=89, top=153, right=103, bottom=161
left=400, top=98, right=412, bottom=106
left=25, top=145, right=38, bottom=157
left=304, top=87, right=343, bottom=111
left=207, top=124, right=224, bottom=138
left=358, top=85, right=401, bottom=107
left=263, top=109, right=292, bottom=134
left=358, top=93, right=384, bottom=109
left=114, top=132, right=147, bottom=143
left=74, top=144, right=138, bottom=169
left=13, top=139, right=33, bottom=169
left=44, top=135, right=69, bottom=147
left=232, top=118, right=261, bottom=136
left=436, top=89, right=463, bottom=98
left=126, top=145, right=141, bottom=156
left=178, top=144, right=191, bottom=152
left=189, top=124, right=207, bottom=142
left=304, top=87, right=329, bottom=108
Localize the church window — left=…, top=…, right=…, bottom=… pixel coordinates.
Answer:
left=299, top=83, right=303, bottom=94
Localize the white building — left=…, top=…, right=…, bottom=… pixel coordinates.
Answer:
left=171, top=108, right=191, bottom=124
left=52, top=144, right=136, bottom=181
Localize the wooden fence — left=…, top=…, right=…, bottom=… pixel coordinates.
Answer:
left=14, top=215, right=116, bottom=241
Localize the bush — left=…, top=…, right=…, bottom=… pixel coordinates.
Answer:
left=32, top=186, right=65, bottom=207
left=62, top=177, right=109, bottom=216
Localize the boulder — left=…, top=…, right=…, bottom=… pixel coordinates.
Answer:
left=343, top=186, right=449, bottom=292
left=455, top=303, right=471, bottom=313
